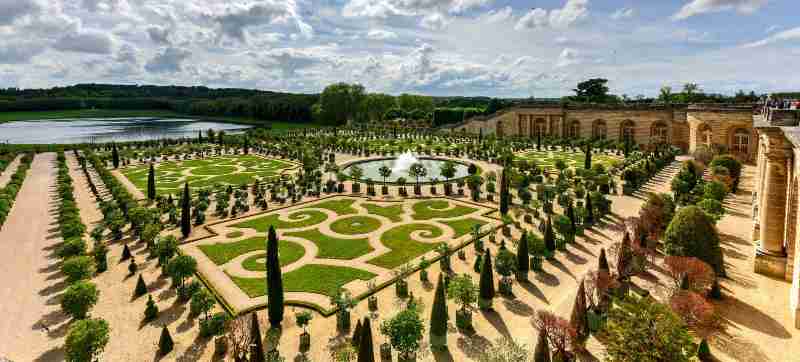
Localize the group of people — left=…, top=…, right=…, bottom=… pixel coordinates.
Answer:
left=766, top=97, right=800, bottom=110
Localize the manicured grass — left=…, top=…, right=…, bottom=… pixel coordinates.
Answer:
left=329, top=216, right=382, bottom=235
left=440, top=218, right=488, bottom=238
left=0, top=109, right=185, bottom=122
left=120, top=154, right=295, bottom=195
left=197, top=237, right=305, bottom=265
left=285, top=229, right=373, bottom=260
left=368, top=223, right=444, bottom=269
left=228, top=264, right=376, bottom=298
left=515, top=149, right=621, bottom=171
left=241, top=249, right=302, bottom=271
left=362, top=203, right=405, bottom=222
left=231, top=210, right=328, bottom=232
left=411, top=200, right=477, bottom=220
left=306, top=198, right=358, bottom=215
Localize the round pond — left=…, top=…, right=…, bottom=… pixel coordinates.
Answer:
left=342, top=153, right=471, bottom=184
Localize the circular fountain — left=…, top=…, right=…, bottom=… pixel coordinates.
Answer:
left=341, top=152, right=472, bottom=184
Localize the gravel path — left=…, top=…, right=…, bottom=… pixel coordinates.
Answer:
left=0, top=155, right=21, bottom=188
left=0, top=153, right=69, bottom=361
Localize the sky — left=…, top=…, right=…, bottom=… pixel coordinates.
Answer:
left=0, top=0, right=799, bottom=98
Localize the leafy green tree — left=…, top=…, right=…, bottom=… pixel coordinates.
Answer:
left=166, top=255, right=197, bottom=287
left=380, top=307, right=424, bottom=360
left=65, top=318, right=110, bottom=362
left=191, top=287, right=216, bottom=319
left=156, top=235, right=179, bottom=266
left=664, top=206, right=725, bottom=276
left=180, top=182, right=191, bottom=238
left=144, top=294, right=159, bottom=321
left=602, top=296, right=696, bottom=362
left=147, top=163, right=156, bottom=200
left=478, top=249, right=495, bottom=310
left=573, top=78, right=610, bottom=103
left=111, top=144, right=119, bottom=169
left=544, top=217, right=556, bottom=254
left=440, top=161, right=457, bottom=182
left=159, top=325, right=174, bottom=356
left=266, top=226, right=284, bottom=328
left=62, top=256, right=95, bottom=283
left=448, top=273, right=477, bottom=312
left=362, top=93, right=397, bottom=122
left=319, top=83, right=366, bottom=125
left=378, top=164, right=392, bottom=186
left=408, top=162, right=427, bottom=187
left=61, top=281, right=99, bottom=319
left=429, top=275, right=448, bottom=348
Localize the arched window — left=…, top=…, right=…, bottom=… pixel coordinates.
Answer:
left=568, top=120, right=580, bottom=138
left=620, top=120, right=635, bottom=142
left=699, top=124, right=713, bottom=147
left=534, top=119, right=547, bottom=138
left=592, top=120, right=607, bottom=139
left=651, top=122, right=668, bottom=143
left=732, top=128, right=750, bottom=154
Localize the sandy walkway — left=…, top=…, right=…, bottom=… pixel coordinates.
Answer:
left=66, top=153, right=103, bottom=228
left=0, top=153, right=69, bottom=361
left=0, top=155, right=21, bottom=188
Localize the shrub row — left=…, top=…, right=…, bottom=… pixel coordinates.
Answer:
left=55, top=152, right=88, bottom=258
left=0, top=153, right=34, bottom=228
left=87, top=152, right=136, bottom=219
left=621, top=148, right=679, bottom=193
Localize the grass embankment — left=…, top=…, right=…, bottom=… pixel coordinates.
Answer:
left=0, top=109, right=324, bottom=130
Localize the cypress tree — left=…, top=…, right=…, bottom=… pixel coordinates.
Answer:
left=250, top=313, right=265, bottom=362
left=570, top=280, right=589, bottom=341
left=357, top=317, right=374, bottom=362
left=158, top=325, right=174, bottom=355
left=584, top=193, right=594, bottom=225
left=566, top=202, right=576, bottom=233
left=617, top=232, right=632, bottom=278
left=473, top=254, right=482, bottom=273
left=112, top=143, right=120, bottom=169
left=533, top=330, right=551, bottom=362
left=120, top=243, right=132, bottom=260
left=430, top=274, right=448, bottom=348
left=144, top=294, right=158, bottom=321
left=537, top=132, right=542, bottom=151
left=598, top=248, right=609, bottom=272
left=544, top=217, right=556, bottom=254
left=266, top=226, right=284, bottom=328
left=584, top=143, right=592, bottom=170
left=697, top=338, right=712, bottom=361
left=134, top=274, right=147, bottom=297
left=351, top=319, right=362, bottom=347
left=147, top=163, right=156, bottom=200
left=180, top=183, right=191, bottom=238
left=478, top=249, right=495, bottom=310
left=244, top=137, right=250, bottom=154
left=198, top=130, right=203, bottom=143
left=499, top=169, right=509, bottom=215
left=708, top=277, right=722, bottom=300
left=517, top=231, right=529, bottom=275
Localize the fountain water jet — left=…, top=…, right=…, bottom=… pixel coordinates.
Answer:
left=391, top=151, right=419, bottom=175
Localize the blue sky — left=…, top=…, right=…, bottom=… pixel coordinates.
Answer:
left=0, top=0, right=798, bottom=97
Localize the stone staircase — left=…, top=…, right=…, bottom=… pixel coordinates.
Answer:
left=631, top=160, right=682, bottom=198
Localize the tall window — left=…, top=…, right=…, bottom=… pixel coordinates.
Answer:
left=620, top=120, right=635, bottom=142
left=534, top=119, right=547, bottom=138
left=732, top=128, right=750, bottom=154
left=592, top=120, right=607, bottom=139
left=568, top=120, right=580, bottom=138
left=651, top=122, right=668, bottom=143
left=700, top=125, right=713, bottom=147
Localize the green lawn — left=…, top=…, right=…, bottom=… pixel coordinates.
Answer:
left=228, top=264, right=376, bottom=298
left=285, top=229, right=373, bottom=260
left=120, top=154, right=295, bottom=196
left=329, top=216, right=382, bottom=235
left=241, top=249, right=303, bottom=271
left=515, top=149, right=621, bottom=171
left=368, top=223, right=444, bottom=269
left=197, top=237, right=305, bottom=265
left=440, top=218, right=488, bottom=238
left=231, top=210, right=328, bottom=232
left=362, top=203, right=405, bottom=222
left=411, top=200, right=477, bottom=220
left=305, top=198, right=358, bottom=215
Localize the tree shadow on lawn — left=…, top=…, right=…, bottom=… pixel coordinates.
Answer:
left=502, top=297, right=534, bottom=317
left=563, top=247, right=588, bottom=265
left=175, top=333, right=213, bottom=362
left=35, top=309, right=70, bottom=331
left=140, top=300, right=187, bottom=331
left=710, top=329, right=769, bottom=362
left=548, top=258, right=576, bottom=281
left=518, top=279, right=549, bottom=304
left=716, top=295, right=791, bottom=339
left=39, top=278, right=68, bottom=297
left=569, top=242, right=595, bottom=257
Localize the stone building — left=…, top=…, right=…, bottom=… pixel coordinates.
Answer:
left=752, top=103, right=800, bottom=328
left=447, top=103, right=757, bottom=162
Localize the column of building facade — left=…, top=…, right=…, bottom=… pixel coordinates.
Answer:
left=754, top=141, right=792, bottom=278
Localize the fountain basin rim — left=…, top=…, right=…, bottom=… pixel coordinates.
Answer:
left=339, top=156, right=479, bottom=185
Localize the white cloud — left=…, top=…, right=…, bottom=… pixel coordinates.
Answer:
left=610, top=7, right=635, bottom=20
left=421, top=13, right=449, bottom=30
left=342, top=0, right=492, bottom=18
left=672, top=0, right=767, bottom=20
left=366, top=29, right=398, bottom=40
left=482, top=6, right=512, bottom=23
left=53, top=30, right=115, bottom=54
left=210, top=1, right=312, bottom=42
left=515, top=0, right=589, bottom=30
left=555, top=48, right=581, bottom=67
left=147, top=26, right=171, bottom=45
left=145, top=47, right=191, bottom=73
left=0, top=0, right=40, bottom=25
left=742, top=27, right=800, bottom=48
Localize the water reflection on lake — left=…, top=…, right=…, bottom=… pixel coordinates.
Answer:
left=0, top=118, right=252, bottom=144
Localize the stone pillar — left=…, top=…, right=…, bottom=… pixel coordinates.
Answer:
left=793, top=246, right=800, bottom=328
left=755, top=149, right=790, bottom=278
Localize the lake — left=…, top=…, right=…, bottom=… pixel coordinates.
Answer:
left=0, top=118, right=252, bottom=144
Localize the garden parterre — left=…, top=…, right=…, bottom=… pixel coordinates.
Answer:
left=180, top=196, right=500, bottom=314
left=119, top=154, right=297, bottom=196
